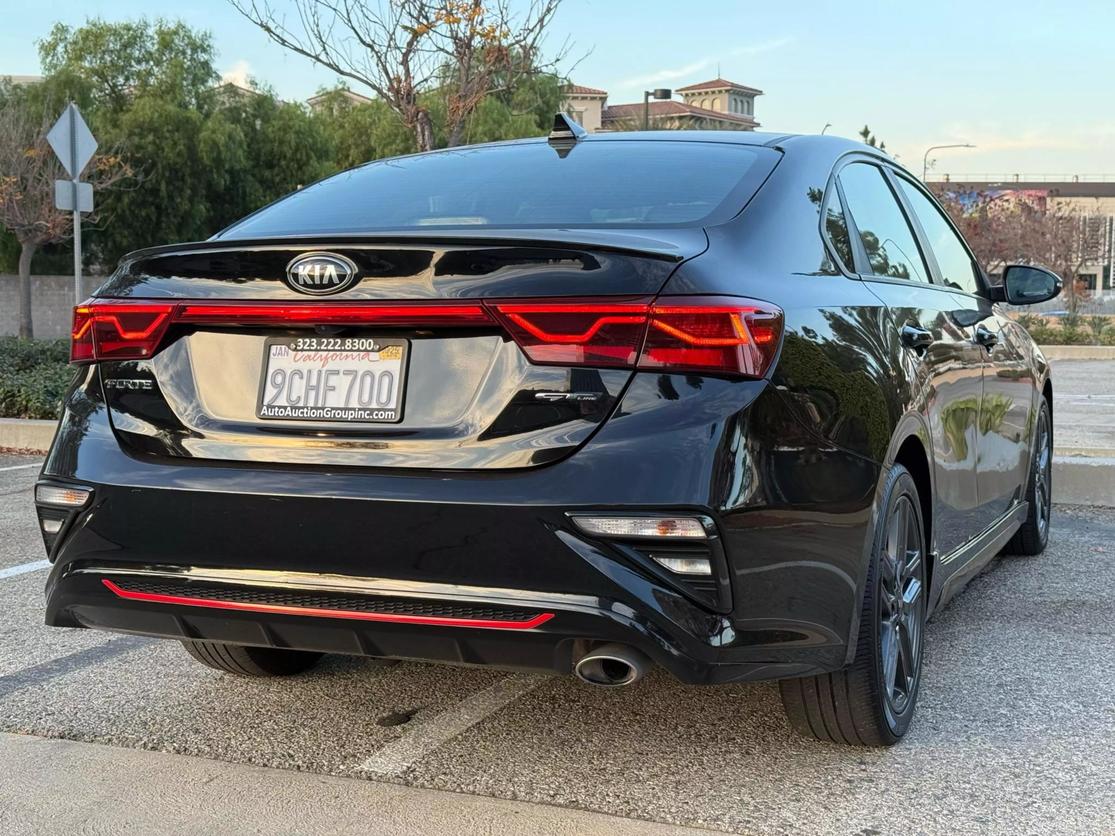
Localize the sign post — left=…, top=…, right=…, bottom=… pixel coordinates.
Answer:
left=47, top=103, right=97, bottom=303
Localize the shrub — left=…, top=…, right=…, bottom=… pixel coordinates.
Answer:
left=1059, top=326, right=1088, bottom=345
left=1029, top=324, right=1056, bottom=344
left=0, top=337, right=75, bottom=420
left=1088, top=316, right=1109, bottom=343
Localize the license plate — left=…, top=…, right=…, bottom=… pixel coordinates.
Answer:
left=257, top=337, right=408, bottom=423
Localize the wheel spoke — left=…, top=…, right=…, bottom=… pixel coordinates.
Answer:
left=881, top=620, right=899, bottom=695
left=904, top=547, right=921, bottom=583
left=896, top=621, right=916, bottom=697
left=903, top=576, right=922, bottom=608
left=894, top=501, right=909, bottom=576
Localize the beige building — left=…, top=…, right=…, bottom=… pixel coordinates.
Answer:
left=307, top=89, right=374, bottom=112
left=936, top=178, right=1115, bottom=296
left=562, top=77, right=761, bottom=133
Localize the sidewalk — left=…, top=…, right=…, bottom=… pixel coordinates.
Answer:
left=0, top=732, right=706, bottom=836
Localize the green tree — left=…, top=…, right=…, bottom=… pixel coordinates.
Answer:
left=859, top=125, right=886, bottom=152
left=201, top=87, right=334, bottom=229
left=36, top=19, right=337, bottom=262
left=0, top=82, right=130, bottom=337
left=39, top=19, right=217, bottom=114
left=310, top=88, right=418, bottom=170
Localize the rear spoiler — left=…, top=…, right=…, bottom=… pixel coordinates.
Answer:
left=118, top=227, right=709, bottom=268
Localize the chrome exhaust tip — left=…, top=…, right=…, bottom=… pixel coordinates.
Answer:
left=573, top=643, right=651, bottom=687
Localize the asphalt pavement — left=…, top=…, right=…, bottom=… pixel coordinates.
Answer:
left=0, top=453, right=1112, bottom=835
left=1050, top=359, right=1115, bottom=454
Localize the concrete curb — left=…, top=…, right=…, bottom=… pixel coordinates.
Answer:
left=1039, top=345, right=1115, bottom=361
left=1053, top=456, right=1115, bottom=507
left=0, top=419, right=57, bottom=453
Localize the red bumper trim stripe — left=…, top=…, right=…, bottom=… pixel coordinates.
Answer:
left=100, top=579, right=554, bottom=631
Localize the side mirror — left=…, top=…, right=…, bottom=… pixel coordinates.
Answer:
left=1000, top=264, right=1063, bottom=305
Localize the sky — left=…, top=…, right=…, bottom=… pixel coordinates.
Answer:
left=2, top=0, right=1113, bottom=176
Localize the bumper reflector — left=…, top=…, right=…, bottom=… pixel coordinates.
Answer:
left=35, top=485, right=92, bottom=507
left=100, top=579, right=555, bottom=631
left=570, top=515, right=708, bottom=539
left=41, top=518, right=64, bottom=534
left=651, top=555, right=713, bottom=576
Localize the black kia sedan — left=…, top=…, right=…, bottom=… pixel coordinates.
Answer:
left=37, top=119, right=1060, bottom=746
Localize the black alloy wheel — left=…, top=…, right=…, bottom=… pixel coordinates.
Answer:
left=1005, top=398, right=1053, bottom=556
left=780, top=464, right=927, bottom=746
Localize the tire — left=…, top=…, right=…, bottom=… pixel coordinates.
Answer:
left=1004, top=397, right=1052, bottom=556
left=779, top=464, right=928, bottom=746
left=181, top=640, right=322, bottom=677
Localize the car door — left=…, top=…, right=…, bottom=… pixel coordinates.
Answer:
left=836, top=159, right=986, bottom=558
left=892, top=174, right=1033, bottom=521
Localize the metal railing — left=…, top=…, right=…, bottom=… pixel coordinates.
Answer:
left=927, top=173, right=1115, bottom=184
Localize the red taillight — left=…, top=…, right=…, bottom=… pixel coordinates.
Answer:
left=71, top=301, right=174, bottom=363
left=490, top=300, right=650, bottom=367
left=70, top=296, right=783, bottom=378
left=175, top=302, right=492, bottom=328
left=492, top=296, right=782, bottom=378
left=641, top=299, right=783, bottom=377
left=70, top=300, right=494, bottom=364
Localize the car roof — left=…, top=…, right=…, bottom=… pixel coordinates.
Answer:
left=351, top=130, right=883, bottom=162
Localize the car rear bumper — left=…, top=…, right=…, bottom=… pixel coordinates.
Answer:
left=39, top=369, right=884, bottom=684
left=46, top=560, right=821, bottom=684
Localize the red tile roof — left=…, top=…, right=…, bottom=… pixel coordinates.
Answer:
left=602, top=100, right=758, bottom=126
left=563, top=84, right=608, bottom=96
left=676, top=78, right=763, bottom=95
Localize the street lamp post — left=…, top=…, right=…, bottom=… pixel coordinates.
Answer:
left=922, top=143, right=975, bottom=180
left=643, top=88, right=672, bottom=130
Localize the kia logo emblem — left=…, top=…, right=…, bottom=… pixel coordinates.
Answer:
left=285, top=252, right=359, bottom=295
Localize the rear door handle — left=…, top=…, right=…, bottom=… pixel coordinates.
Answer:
left=900, top=323, right=933, bottom=351
left=974, top=324, right=999, bottom=349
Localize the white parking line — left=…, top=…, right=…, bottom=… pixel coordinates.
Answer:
left=0, top=560, right=51, bottom=580
left=0, top=463, right=42, bottom=473
left=357, top=673, right=547, bottom=777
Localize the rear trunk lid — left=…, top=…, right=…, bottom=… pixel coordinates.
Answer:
left=91, top=232, right=704, bottom=470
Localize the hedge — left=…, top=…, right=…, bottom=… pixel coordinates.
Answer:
left=0, top=337, right=75, bottom=420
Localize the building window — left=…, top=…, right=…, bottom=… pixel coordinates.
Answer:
left=712, top=98, right=721, bottom=111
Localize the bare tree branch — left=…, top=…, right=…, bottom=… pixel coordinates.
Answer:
left=0, top=94, right=131, bottom=337
left=229, top=0, right=566, bottom=151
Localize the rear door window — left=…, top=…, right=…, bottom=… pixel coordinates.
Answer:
left=838, top=162, right=929, bottom=283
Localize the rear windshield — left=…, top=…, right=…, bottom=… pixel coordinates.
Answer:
left=218, top=139, right=778, bottom=238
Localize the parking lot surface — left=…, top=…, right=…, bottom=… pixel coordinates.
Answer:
left=1, top=452, right=1112, bottom=835
left=1050, top=359, right=1115, bottom=453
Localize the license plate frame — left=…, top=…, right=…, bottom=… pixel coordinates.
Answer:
left=256, top=336, right=409, bottom=424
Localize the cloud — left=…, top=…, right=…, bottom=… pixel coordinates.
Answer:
left=937, top=121, right=1115, bottom=154
left=221, top=60, right=253, bottom=88
left=617, top=37, right=792, bottom=88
